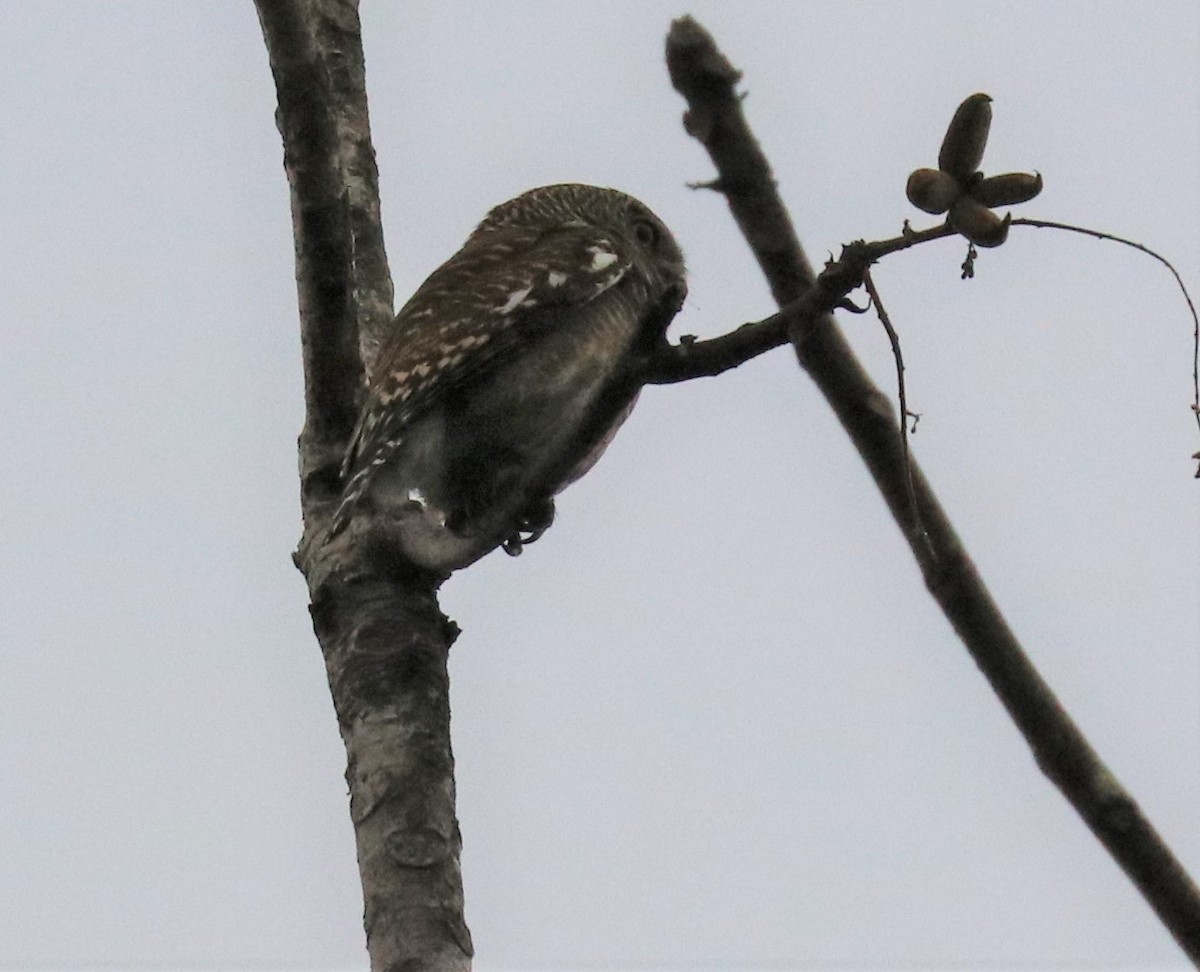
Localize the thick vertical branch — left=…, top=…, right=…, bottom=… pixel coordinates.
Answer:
left=306, top=0, right=395, bottom=376
left=666, top=15, right=1200, bottom=963
left=255, top=0, right=394, bottom=510
left=257, top=0, right=362, bottom=490
left=311, top=565, right=471, bottom=971
left=255, top=2, right=471, bottom=969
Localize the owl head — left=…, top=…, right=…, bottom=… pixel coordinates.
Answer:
left=471, top=183, right=687, bottom=302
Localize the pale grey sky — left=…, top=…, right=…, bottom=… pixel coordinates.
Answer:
left=1, top=2, right=1197, bottom=969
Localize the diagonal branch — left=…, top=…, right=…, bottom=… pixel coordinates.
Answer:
left=666, top=14, right=1200, bottom=964
left=255, top=3, right=471, bottom=970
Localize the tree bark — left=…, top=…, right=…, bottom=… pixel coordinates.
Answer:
left=255, top=1, right=471, bottom=969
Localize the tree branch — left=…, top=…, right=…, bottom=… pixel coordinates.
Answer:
left=256, top=0, right=361, bottom=486
left=306, top=0, right=395, bottom=377
left=643, top=225, right=953, bottom=384
left=666, top=14, right=1200, bottom=963
left=255, top=2, right=470, bottom=969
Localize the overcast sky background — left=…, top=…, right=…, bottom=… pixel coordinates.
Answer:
left=1, top=2, right=1198, bottom=970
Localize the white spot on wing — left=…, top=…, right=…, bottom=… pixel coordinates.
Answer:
left=405, top=488, right=446, bottom=527
left=588, top=247, right=618, bottom=271
left=547, top=271, right=568, bottom=287
left=499, top=285, right=533, bottom=314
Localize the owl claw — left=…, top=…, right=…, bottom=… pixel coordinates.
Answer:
left=501, top=524, right=547, bottom=557
left=501, top=498, right=556, bottom=556
left=501, top=533, right=529, bottom=556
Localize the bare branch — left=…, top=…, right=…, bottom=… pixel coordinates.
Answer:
left=667, top=14, right=1200, bottom=963
left=255, top=0, right=396, bottom=518
left=256, top=3, right=471, bottom=969
left=644, top=242, right=872, bottom=383
left=255, top=0, right=363, bottom=487
left=643, top=225, right=954, bottom=384
left=862, top=269, right=930, bottom=559
left=306, top=0, right=395, bottom=376
left=1011, top=217, right=1200, bottom=445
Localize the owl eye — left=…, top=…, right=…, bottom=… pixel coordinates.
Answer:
left=632, top=218, right=660, bottom=248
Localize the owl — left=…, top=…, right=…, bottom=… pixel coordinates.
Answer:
left=330, top=183, right=687, bottom=573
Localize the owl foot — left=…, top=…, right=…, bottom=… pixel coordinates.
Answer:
left=501, top=498, right=556, bottom=557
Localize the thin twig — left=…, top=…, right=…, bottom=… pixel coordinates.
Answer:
left=644, top=230, right=958, bottom=384
left=1013, top=217, right=1200, bottom=455
left=644, top=240, right=883, bottom=383
left=862, top=269, right=932, bottom=559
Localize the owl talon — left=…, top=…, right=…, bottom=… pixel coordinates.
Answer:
left=501, top=498, right=556, bottom=556
left=500, top=525, right=546, bottom=557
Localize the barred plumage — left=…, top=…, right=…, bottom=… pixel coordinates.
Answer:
left=330, top=184, right=687, bottom=572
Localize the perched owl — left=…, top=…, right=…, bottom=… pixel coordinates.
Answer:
left=330, top=183, right=687, bottom=572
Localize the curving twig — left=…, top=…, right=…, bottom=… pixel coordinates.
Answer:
left=1012, top=217, right=1200, bottom=453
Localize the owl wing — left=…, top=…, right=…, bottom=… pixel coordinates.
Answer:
left=330, top=223, right=636, bottom=534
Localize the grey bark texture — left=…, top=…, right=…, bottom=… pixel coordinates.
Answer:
left=254, top=1, right=471, bottom=969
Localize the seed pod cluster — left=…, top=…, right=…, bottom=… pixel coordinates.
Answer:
left=905, top=92, right=1042, bottom=248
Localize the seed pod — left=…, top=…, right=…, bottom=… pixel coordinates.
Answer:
left=938, top=93, right=993, bottom=181
left=906, top=167, right=961, bottom=214
left=971, top=171, right=1043, bottom=208
left=949, top=195, right=1010, bottom=248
